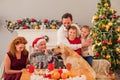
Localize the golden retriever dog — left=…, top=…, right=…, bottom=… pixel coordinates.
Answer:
left=52, top=44, right=96, bottom=80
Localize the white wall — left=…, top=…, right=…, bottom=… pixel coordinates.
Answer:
left=0, top=0, right=120, bottom=64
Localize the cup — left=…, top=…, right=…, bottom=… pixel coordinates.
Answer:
left=48, top=63, right=54, bottom=71
left=66, top=63, right=72, bottom=71
left=28, top=65, right=34, bottom=73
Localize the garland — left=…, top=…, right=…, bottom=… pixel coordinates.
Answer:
left=5, top=18, right=62, bottom=32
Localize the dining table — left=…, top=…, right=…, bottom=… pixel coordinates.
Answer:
left=20, top=69, right=31, bottom=80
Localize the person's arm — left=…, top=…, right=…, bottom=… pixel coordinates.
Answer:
left=4, top=54, right=22, bottom=74
left=57, top=28, right=82, bottom=50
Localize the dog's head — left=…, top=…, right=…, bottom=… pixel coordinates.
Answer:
left=52, top=44, right=65, bottom=55
left=52, top=44, right=76, bottom=57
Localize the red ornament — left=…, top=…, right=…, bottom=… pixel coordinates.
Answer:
left=102, top=15, right=106, bottom=19
left=17, top=20, right=22, bottom=24
left=44, top=19, right=48, bottom=23
left=58, top=69, right=63, bottom=74
left=31, top=18, right=35, bottom=22
left=102, top=40, right=107, bottom=44
left=113, top=14, right=117, bottom=19
left=95, top=52, right=99, bottom=57
left=117, top=40, right=120, bottom=43
left=23, top=25, right=27, bottom=29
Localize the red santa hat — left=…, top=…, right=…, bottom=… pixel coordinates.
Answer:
left=32, top=37, right=46, bottom=48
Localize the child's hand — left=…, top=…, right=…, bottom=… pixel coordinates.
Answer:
left=82, top=39, right=92, bottom=47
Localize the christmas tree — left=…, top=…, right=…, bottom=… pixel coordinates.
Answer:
left=92, top=0, right=120, bottom=71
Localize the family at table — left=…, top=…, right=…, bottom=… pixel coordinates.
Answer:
left=3, top=13, right=93, bottom=80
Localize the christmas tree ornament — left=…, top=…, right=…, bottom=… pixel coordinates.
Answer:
left=95, top=52, right=99, bottom=57
left=117, top=27, right=120, bottom=32
left=113, top=14, right=117, bottom=19
left=102, top=46, right=107, bottom=51
left=105, top=25, right=110, bottom=31
left=102, top=40, right=107, bottom=44
left=106, top=54, right=110, bottom=59
left=107, top=40, right=112, bottom=45
left=108, top=22, right=113, bottom=26
left=102, top=15, right=106, bottom=19
left=109, top=8, right=114, bottom=14
left=104, top=3, right=109, bottom=7
left=102, top=24, right=106, bottom=28
left=93, top=15, right=99, bottom=20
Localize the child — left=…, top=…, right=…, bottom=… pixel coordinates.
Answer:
left=30, top=37, right=59, bottom=69
left=67, top=26, right=81, bottom=55
left=80, top=25, right=93, bottom=66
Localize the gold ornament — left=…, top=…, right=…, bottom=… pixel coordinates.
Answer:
left=107, top=40, right=112, bottom=45
left=93, top=15, right=99, bottom=20
left=93, top=33, right=97, bottom=38
left=34, top=25, right=39, bottom=30
left=51, top=25, right=56, bottom=29
left=106, top=55, right=110, bottom=59
left=97, top=42, right=101, bottom=46
left=102, top=24, right=106, bottom=28
left=102, top=46, right=107, bottom=50
left=116, top=48, right=120, bottom=53
left=110, top=8, right=114, bottom=14
left=9, top=22, right=14, bottom=27
left=117, top=27, right=120, bottom=32
left=104, top=3, right=109, bottom=7
left=108, top=22, right=113, bottom=26
left=105, top=25, right=110, bottom=32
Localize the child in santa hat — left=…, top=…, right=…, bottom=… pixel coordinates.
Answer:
left=30, top=37, right=59, bottom=69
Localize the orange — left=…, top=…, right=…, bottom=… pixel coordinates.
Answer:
left=51, top=71, right=60, bottom=79
left=67, top=71, right=74, bottom=77
left=61, top=73, right=68, bottom=79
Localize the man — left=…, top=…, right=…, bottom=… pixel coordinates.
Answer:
left=57, top=13, right=91, bottom=50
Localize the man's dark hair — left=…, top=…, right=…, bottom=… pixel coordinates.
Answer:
left=62, top=13, right=73, bottom=21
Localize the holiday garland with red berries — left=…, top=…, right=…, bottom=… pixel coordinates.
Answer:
left=5, top=18, right=62, bottom=32
left=92, top=0, right=120, bottom=71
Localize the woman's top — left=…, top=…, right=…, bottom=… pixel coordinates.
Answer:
left=4, top=51, right=28, bottom=80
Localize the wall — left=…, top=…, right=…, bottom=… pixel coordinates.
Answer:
left=0, top=0, right=120, bottom=64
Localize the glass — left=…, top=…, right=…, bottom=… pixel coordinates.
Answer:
left=48, top=63, right=54, bottom=71
left=28, top=65, right=35, bottom=73
left=66, top=63, right=72, bottom=71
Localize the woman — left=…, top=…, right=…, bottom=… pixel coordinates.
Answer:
left=4, top=36, right=29, bottom=80
left=30, top=37, right=60, bottom=69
